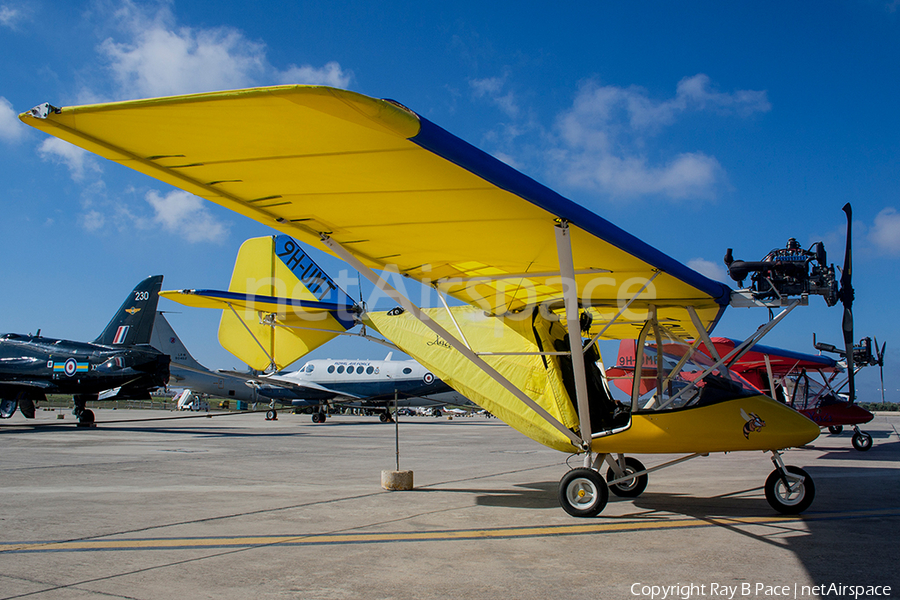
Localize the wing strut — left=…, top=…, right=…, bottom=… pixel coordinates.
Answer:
left=320, top=234, right=587, bottom=451
left=655, top=300, right=802, bottom=410
left=554, top=221, right=594, bottom=461
left=584, top=271, right=660, bottom=351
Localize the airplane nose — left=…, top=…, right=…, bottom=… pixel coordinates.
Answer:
left=785, top=407, right=821, bottom=446
left=847, top=403, right=875, bottom=424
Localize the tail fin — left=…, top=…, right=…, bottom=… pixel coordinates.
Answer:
left=94, top=275, right=163, bottom=346
left=218, top=235, right=356, bottom=370
left=161, top=236, right=357, bottom=371
left=150, top=312, right=206, bottom=370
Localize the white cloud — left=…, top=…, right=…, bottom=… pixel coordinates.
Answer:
left=95, top=1, right=352, bottom=98
left=470, top=75, right=520, bottom=119
left=99, top=22, right=266, bottom=98
left=688, top=258, right=728, bottom=282
left=0, top=97, right=25, bottom=143
left=81, top=210, right=106, bottom=232
left=550, top=75, right=769, bottom=200
left=275, top=62, right=352, bottom=87
left=37, top=138, right=102, bottom=181
left=869, top=207, right=900, bottom=255
left=0, top=4, right=24, bottom=28
left=562, top=151, right=723, bottom=200
left=144, top=189, right=229, bottom=243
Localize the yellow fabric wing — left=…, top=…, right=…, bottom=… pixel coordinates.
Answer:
left=20, top=86, right=731, bottom=341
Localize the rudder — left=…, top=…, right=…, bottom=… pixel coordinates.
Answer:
left=94, top=275, right=163, bottom=346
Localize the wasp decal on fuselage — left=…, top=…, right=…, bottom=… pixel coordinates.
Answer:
left=740, top=409, right=766, bottom=439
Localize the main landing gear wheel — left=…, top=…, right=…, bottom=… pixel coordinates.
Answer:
left=265, top=409, right=277, bottom=420
left=765, top=466, right=815, bottom=514
left=606, top=457, right=648, bottom=498
left=828, top=425, right=843, bottom=435
left=76, top=409, right=95, bottom=427
left=311, top=412, right=327, bottom=423
left=852, top=430, right=873, bottom=451
left=379, top=412, right=393, bottom=423
left=558, top=468, right=609, bottom=518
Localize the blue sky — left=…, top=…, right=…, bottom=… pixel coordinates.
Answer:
left=1, top=0, right=897, bottom=401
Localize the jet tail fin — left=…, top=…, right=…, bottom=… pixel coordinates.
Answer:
left=150, top=312, right=206, bottom=371
left=94, top=276, right=163, bottom=346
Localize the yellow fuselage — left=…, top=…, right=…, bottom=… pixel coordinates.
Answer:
left=591, top=395, right=820, bottom=455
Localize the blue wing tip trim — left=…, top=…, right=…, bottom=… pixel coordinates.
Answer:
left=409, top=116, right=733, bottom=306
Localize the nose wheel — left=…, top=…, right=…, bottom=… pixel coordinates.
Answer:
left=765, top=453, right=815, bottom=514
left=558, top=468, right=609, bottom=518
left=851, top=427, right=872, bottom=451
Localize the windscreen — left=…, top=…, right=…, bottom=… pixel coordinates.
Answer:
left=635, top=324, right=759, bottom=411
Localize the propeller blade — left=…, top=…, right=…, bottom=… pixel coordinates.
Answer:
left=877, top=339, right=887, bottom=403
left=840, top=203, right=855, bottom=403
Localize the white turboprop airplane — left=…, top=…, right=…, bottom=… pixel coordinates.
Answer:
left=152, top=311, right=470, bottom=421
left=230, top=353, right=471, bottom=422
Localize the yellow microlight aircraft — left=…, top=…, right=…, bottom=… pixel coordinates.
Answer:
left=21, top=86, right=837, bottom=517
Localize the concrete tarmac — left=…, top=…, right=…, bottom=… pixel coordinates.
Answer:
left=1, top=408, right=898, bottom=600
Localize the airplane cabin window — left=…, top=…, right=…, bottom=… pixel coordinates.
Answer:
left=337, top=366, right=344, bottom=374
left=356, top=366, right=364, bottom=374
left=403, top=367, right=412, bottom=374
left=366, top=366, right=374, bottom=374
left=327, top=365, right=335, bottom=374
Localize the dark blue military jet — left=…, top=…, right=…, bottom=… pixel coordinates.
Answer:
left=0, top=276, right=170, bottom=425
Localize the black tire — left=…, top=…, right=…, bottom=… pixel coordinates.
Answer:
left=852, top=431, right=873, bottom=452
left=76, top=409, right=95, bottom=428
left=266, top=409, right=277, bottom=420
left=828, top=425, right=843, bottom=435
left=379, top=412, right=391, bottom=423
left=558, top=468, right=609, bottom=518
left=317, top=412, right=327, bottom=423
left=311, top=412, right=322, bottom=423
left=606, top=457, right=649, bottom=498
left=765, top=466, right=815, bottom=514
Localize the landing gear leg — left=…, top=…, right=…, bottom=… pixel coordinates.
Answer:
left=765, top=451, right=815, bottom=514
left=851, top=426, right=872, bottom=451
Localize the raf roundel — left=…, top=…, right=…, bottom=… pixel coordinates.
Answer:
left=64, top=358, right=78, bottom=377
left=423, top=372, right=435, bottom=385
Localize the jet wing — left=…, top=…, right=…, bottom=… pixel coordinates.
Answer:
left=219, top=370, right=363, bottom=399
left=20, top=86, right=731, bottom=340
left=0, top=380, right=54, bottom=390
